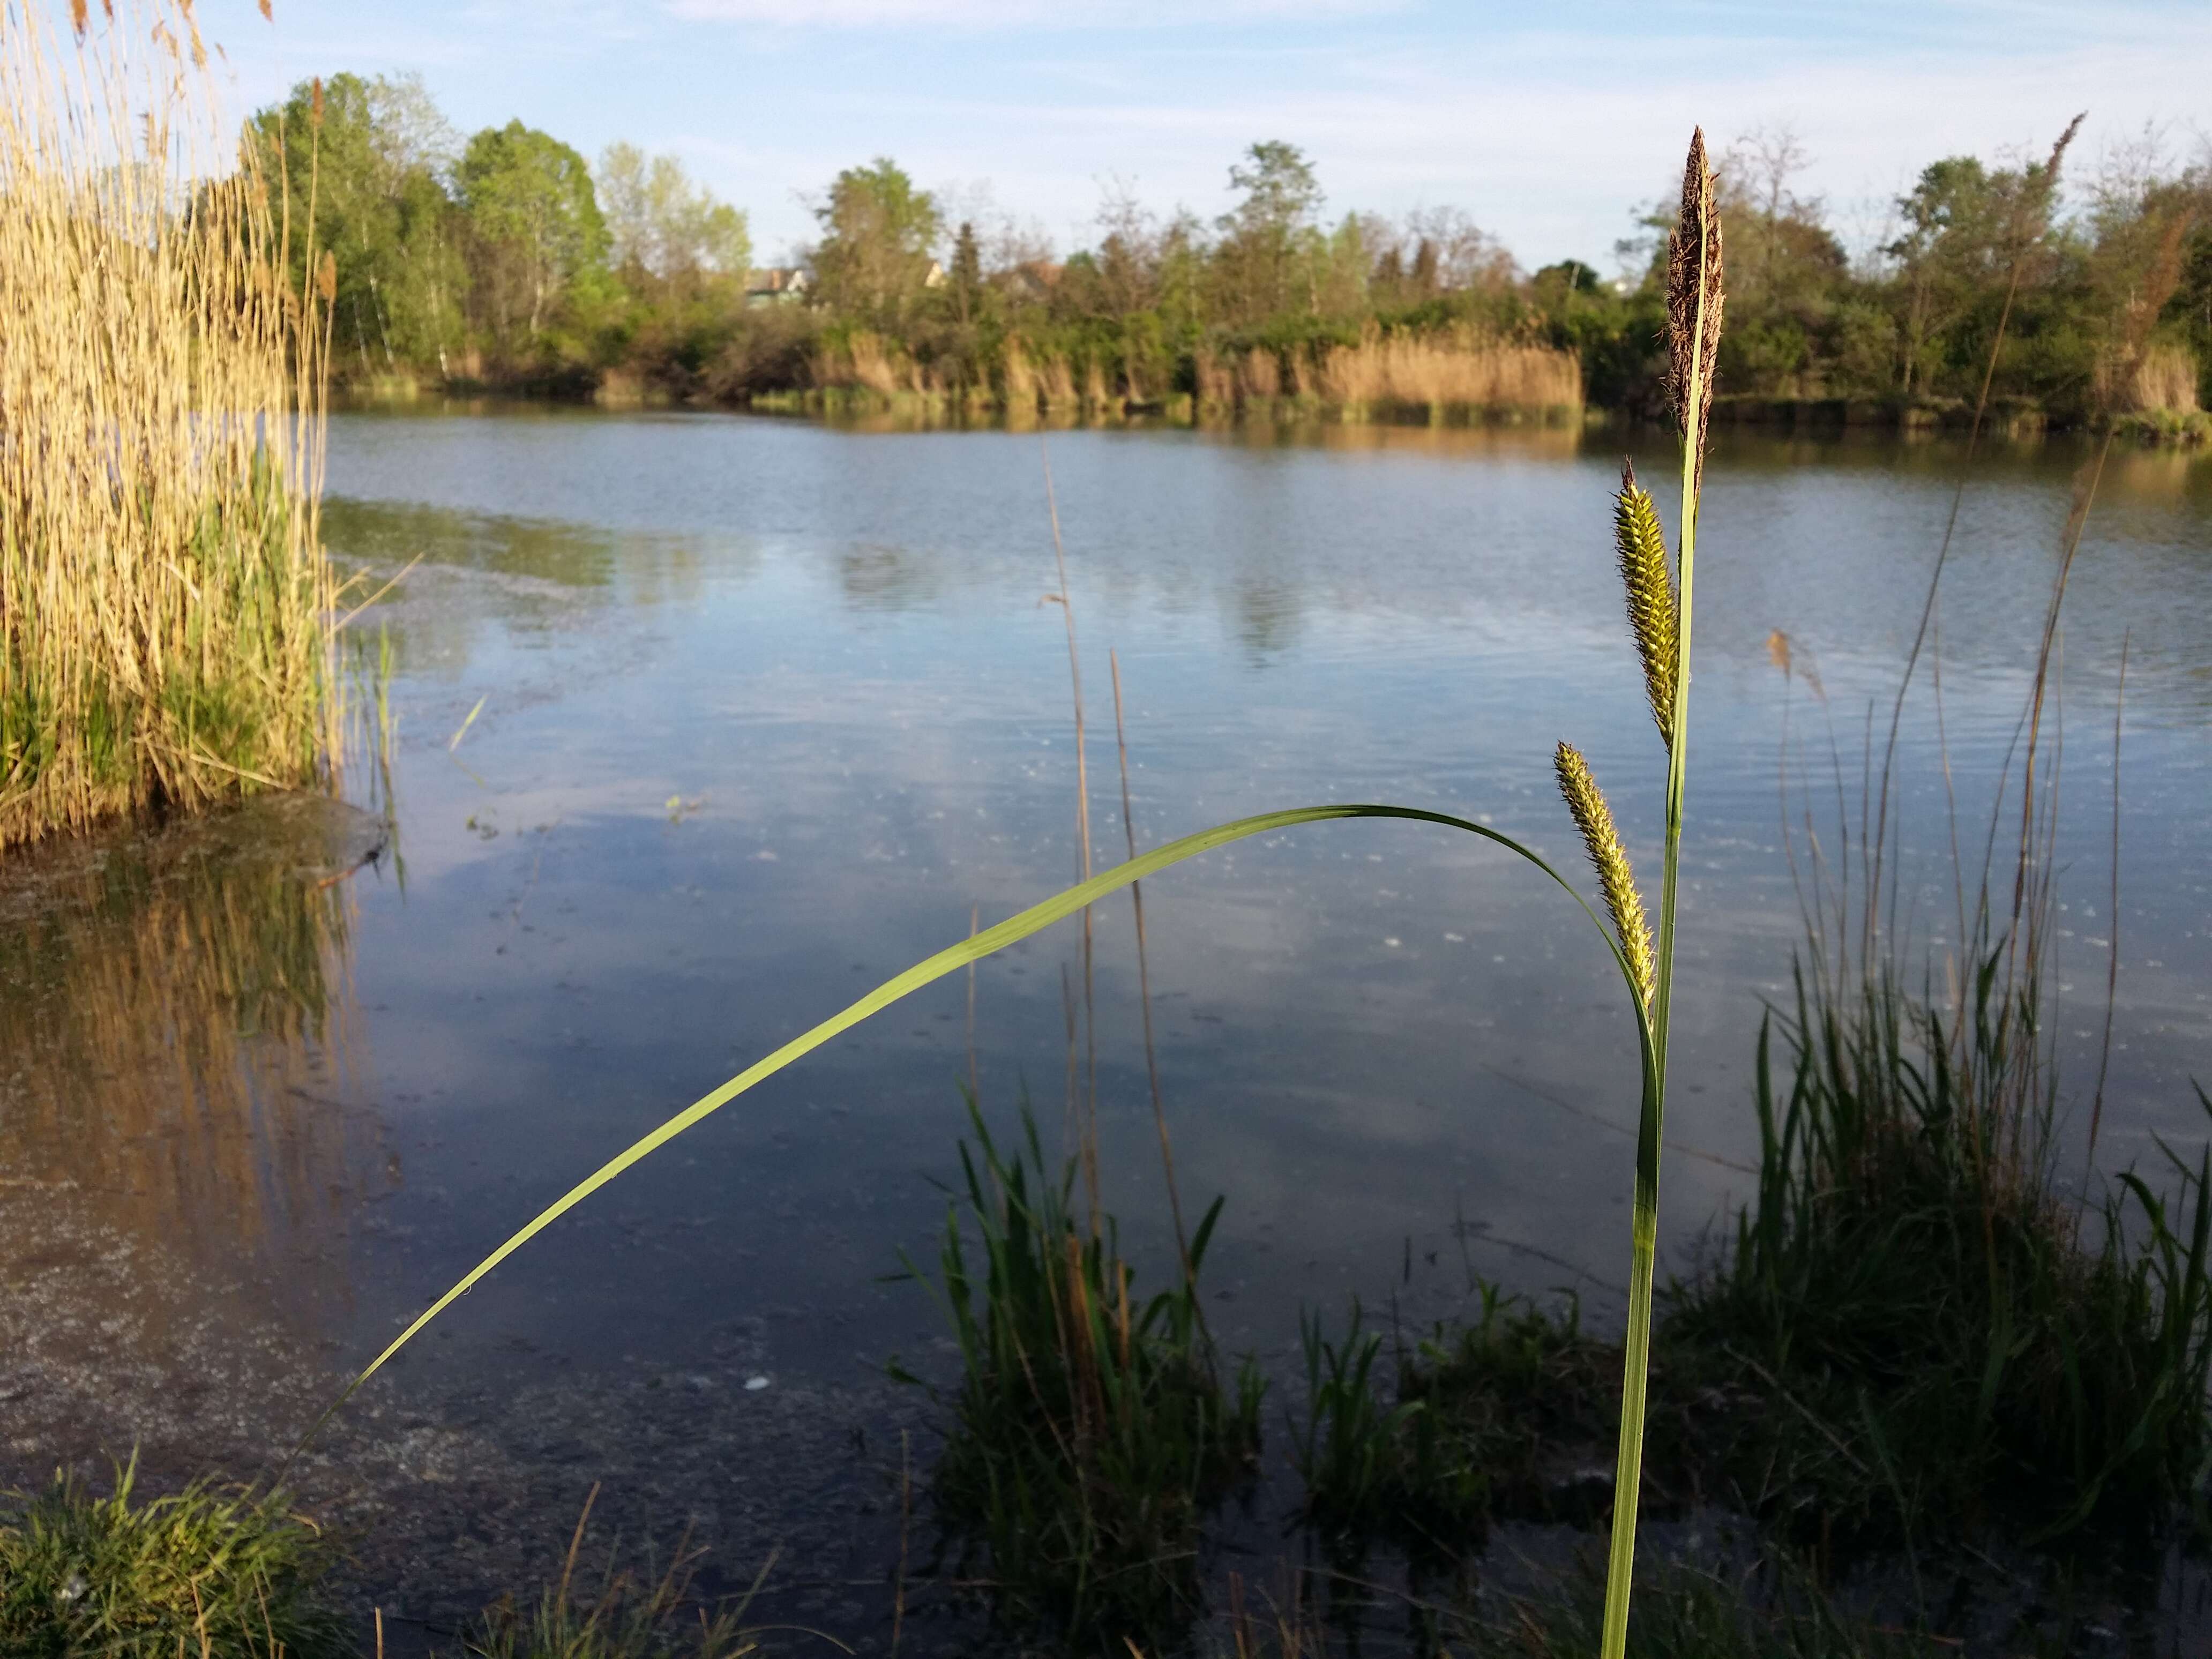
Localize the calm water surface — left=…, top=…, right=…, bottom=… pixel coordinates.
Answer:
left=5, top=409, right=2209, bottom=1629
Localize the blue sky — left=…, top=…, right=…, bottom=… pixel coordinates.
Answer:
left=204, top=1, right=2208, bottom=271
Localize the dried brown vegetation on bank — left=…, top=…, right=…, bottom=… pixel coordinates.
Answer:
left=0, top=0, right=335, bottom=850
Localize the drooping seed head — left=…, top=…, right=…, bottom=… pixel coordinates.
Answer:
left=1614, top=459, right=1677, bottom=751
left=1555, top=741, right=1655, bottom=1008
left=1665, top=129, right=1725, bottom=490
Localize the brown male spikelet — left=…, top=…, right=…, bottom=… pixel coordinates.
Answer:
left=1555, top=742, right=1655, bottom=1008
left=1665, top=129, right=1725, bottom=487
left=1614, top=460, right=1677, bottom=750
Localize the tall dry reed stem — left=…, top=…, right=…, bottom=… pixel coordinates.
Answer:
left=1110, top=647, right=1192, bottom=1289
left=0, top=0, right=335, bottom=849
left=1040, top=438, right=1101, bottom=1230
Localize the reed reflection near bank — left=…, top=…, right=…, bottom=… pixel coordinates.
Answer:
left=0, top=795, right=387, bottom=1313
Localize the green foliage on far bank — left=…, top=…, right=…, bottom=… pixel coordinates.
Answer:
left=252, top=78, right=2212, bottom=427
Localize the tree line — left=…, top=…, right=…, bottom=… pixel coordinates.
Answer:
left=250, top=74, right=2211, bottom=422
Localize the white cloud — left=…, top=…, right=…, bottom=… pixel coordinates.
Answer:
left=722, top=26, right=2211, bottom=266
left=665, top=0, right=1397, bottom=27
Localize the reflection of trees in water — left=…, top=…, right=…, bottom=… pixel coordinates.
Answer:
left=1231, top=568, right=1303, bottom=659
left=325, top=499, right=619, bottom=591
left=322, top=498, right=719, bottom=685
left=839, top=542, right=943, bottom=610
left=0, top=795, right=386, bottom=1324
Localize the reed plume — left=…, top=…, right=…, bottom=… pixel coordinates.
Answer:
left=1613, top=461, right=1677, bottom=750
left=1665, top=129, right=1725, bottom=483
left=1554, top=742, right=1654, bottom=1008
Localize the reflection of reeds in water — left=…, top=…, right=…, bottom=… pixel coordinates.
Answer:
left=0, top=798, right=373, bottom=1292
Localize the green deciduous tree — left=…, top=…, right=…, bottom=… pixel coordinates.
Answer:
left=810, top=158, right=941, bottom=327
left=245, top=72, right=466, bottom=377
left=1213, top=140, right=1324, bottom=324
left=599, top=143, right=751, bottom=297
left=457, top=120, right=608, bottom=356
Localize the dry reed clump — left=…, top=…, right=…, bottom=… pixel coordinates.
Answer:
left=1192, top=347, right=1235, bottom=407
left=1036, top=351, right=1078, bottom=408
left=1310, top=324, right=1582, bottom=414
left=1238, top=346, right=1283, bottom=400
left=1001, top=335, right=1039, bottom=412
left=2108, top=342, right=2201, bottom=414
left=813, top=330, right=909, bottom=397
left=0, top=0, right=336, bottom=851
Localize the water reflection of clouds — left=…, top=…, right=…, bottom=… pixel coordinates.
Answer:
left=302, top=413, right=2208, bottom=1377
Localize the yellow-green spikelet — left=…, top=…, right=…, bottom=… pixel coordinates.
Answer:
left=1554, top=741, right=1655, bottom=1008
left=1613, top=460, right=1678, bottom=751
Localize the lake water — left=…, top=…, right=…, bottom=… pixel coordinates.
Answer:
left=4, top=408, right=2209, bottom=1640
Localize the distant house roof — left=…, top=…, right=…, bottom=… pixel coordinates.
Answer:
left=744, top=267, right=811, bottom=297
left=1003, top=259, right=1062, bottom=300
left=922, top=260, right=946, bottom=288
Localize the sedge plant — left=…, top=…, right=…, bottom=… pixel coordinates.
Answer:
left=295, top=129, right=1727, bottom=1656
left=891, top=1093, right=1262, bottom=1641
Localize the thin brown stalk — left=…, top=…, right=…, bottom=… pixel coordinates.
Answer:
left=2086, top=631, right=2127, bottom=1167
left=1110, top=647, right=1192, bottom=1288
left=892, top=1429, right=911, bottom=1658
left=555, top=1481, right=600, bottom=1613
left=966, top=903, right=982, bottom=1103
left=1062, top=963, right=1081, bottom=1154
left=1040, top=437, right=1101, bottom=1232
left=1869, top=113, right=2083, bottom=969
left=2011, top=435, right=2112, bottom=955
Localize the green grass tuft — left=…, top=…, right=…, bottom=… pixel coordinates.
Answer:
left=0, top=1458, right=345, bottom=1659
left=1296, top=1286, right=1622, bottom=1558
left=895, top=1092, right=1264, bottom=1647
left=1475, top=1561, right=1931, bottom=1659
left=1666, top=954, right=2212, bottom=1559
left=445, top=1537, right=761, bottom=1658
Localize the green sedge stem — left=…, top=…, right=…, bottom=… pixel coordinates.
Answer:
left=1599, top=237, right=1708, bottom=1659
